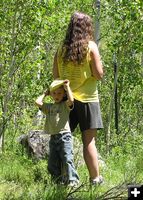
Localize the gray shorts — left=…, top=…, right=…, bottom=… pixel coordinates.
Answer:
left=69, top=100, right=103, bottom=132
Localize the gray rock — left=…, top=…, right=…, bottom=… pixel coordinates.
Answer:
left=18, top=130, right=105, bottom=169
left=18, top=130, right=50, bottom=159
left=17, top=130, right=83, bottom=163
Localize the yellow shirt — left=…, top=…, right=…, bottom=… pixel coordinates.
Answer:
left=57, top=41, right=99, bottom=103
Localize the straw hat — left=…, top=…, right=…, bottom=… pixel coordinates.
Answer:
left=49, top=79, right=65, bottom=92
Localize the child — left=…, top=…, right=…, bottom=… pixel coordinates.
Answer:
left=35, top=79, right=79, bottom=186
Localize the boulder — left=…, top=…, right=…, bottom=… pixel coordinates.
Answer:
left=18, top=130, right=105, bottom=169
left=18, top=130, right=50, bottom=159
left=17, top=130, right=83, bottom=164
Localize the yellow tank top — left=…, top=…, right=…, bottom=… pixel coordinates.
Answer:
left=57, top=41, right=99, bottom=103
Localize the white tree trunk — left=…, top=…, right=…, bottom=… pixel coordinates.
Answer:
left=0, top=135, right=3, bottom=153
left=95, top=0, right=100, bottom=46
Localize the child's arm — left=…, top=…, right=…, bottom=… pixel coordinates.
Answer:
left=35, top=89, right=49, bottom=108
left=63, top=80, right=74, bottom=107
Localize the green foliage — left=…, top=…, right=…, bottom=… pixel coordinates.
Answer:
left=0, top=139, right=143, bottom=199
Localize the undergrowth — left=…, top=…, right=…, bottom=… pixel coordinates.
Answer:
left=0, top=135, right=143, bottom=200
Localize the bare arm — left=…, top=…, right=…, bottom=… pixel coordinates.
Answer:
left=63, top=80, right=74, bottom=107
left=89, top=41, right=104, bottom=80
left=35, top=90, right=49, bottom=108
left=53, top=51, right=60, bottom=79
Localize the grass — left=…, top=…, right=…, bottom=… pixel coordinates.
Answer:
left=0, top=138, right=143, bottom=200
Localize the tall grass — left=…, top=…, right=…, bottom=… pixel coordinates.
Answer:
left=0, top=132, right=143, bottom=199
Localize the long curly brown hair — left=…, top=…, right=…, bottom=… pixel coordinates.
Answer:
left=62, top=12, right=94, bottom=64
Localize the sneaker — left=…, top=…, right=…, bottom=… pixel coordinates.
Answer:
left=68, top=180, right=79, bottom=187
left=90, top=175, right=104, bottom=185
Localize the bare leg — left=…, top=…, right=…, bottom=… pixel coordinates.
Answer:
left=82, top=129, right=99, bottom=179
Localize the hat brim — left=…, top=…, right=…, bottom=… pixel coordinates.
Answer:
left=49, top=79, right=65, bottom=92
